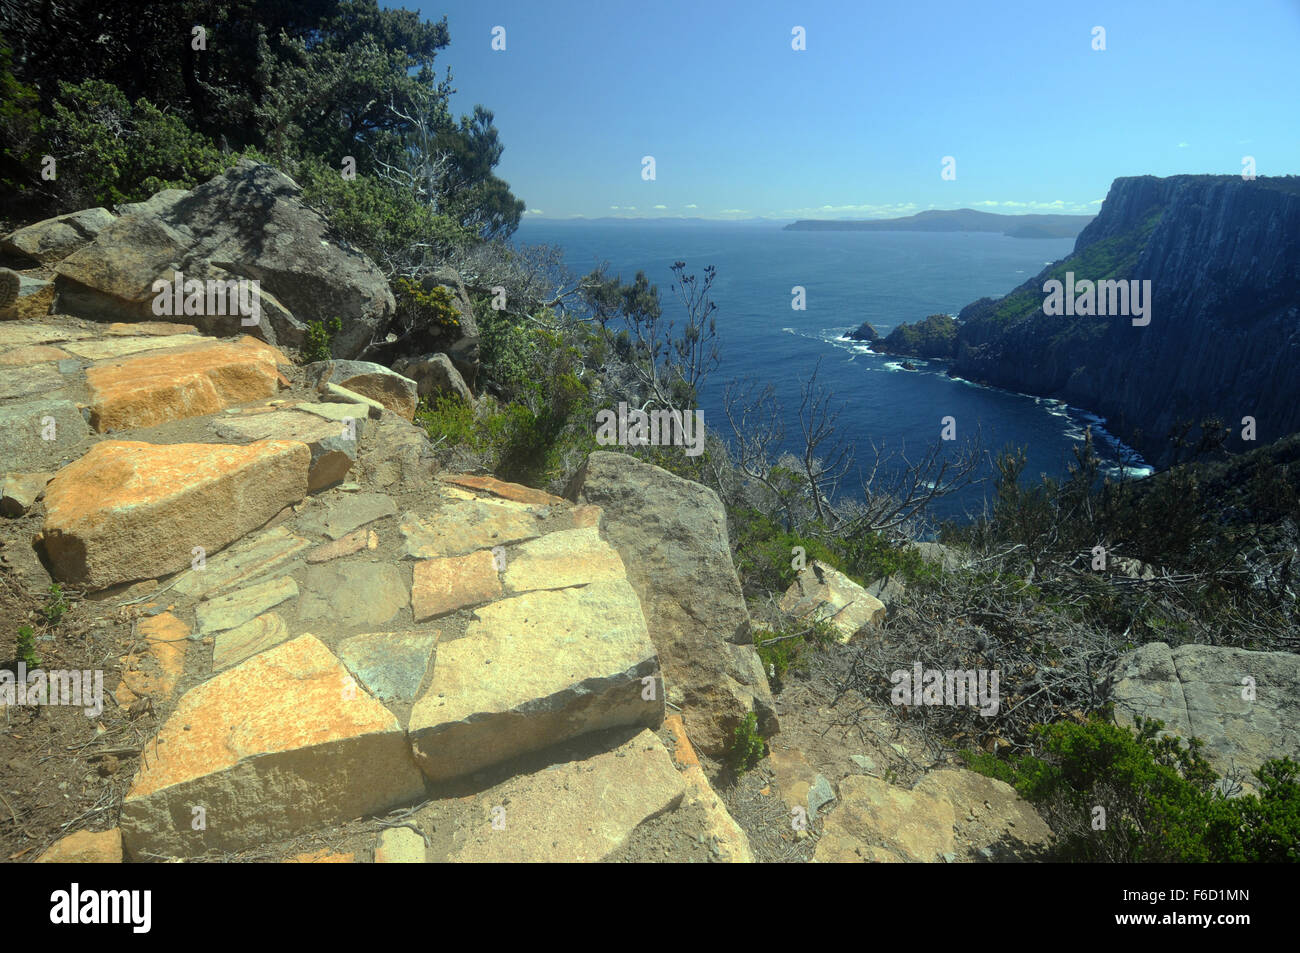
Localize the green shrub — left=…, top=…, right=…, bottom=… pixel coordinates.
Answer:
left=43, top=584, right=68, bottom=627
left=964, top=716, right=1300, bottom=862
left=753, top=618, right=839, bottom=690
left=15, top=625, right=39, bottom=668
left=303, top=317, right=342, bottom=363
left=727, top=712, right=766, bottom=775
left=394, top=278, right=461, bottom=341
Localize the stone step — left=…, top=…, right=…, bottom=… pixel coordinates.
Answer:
left=41, top=439, right=309, bottom=589
left=120, top=633, right=425, bottom=859
left=409, top=579, right=663, bottom=783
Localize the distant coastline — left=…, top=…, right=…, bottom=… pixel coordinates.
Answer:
left=784, top=208, right=1094, bottom=239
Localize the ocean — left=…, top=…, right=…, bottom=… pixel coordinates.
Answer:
left=513, top=221, right=1151, bottom=525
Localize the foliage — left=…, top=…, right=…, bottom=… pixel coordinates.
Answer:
left=303, top=317, right=343, bottom=363
left=964, top=717, right=1300, bottom=862
left=879, top=313, right=957, bottom=359
left=43, top=584, right=69, bottom=627
left=14, top=625, right=40, bottom=669
left=753, top=618, right=839, bottom=690
left=392, top=278, right=461, bottom=344
left=727, top=712, right=766, bottom=775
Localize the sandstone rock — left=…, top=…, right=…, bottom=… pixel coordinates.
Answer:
left=120, top=634, right=425, bottom=858
left=392, top=352, right=474, bottom=403
left=907, top=541, right=965, bottom=571
left=358, top=412, right=437, bottom=490
left=779, top=560, right=885, bottom=642
left=814, top=769, right=1052, bottom=863
left=0, top=322, right=95, bottom=349
left=294, top=491, right=396, bottom=540
left=305, top=527, right=372, bottom=563
left=62, top=333, right=203, bottom=362
left=375, top=826, right=425, bottom=863
left=36, top=828, right=123, bottom=863
left=663, top=715, right=754, bottom=862
left=1, top=471, right=52, bottom=516
left=172, top=526, right=310, bottom=599
left=0, top=267, right=17, bottom=309
left=212, top=612, right=289, bottom=671
left=54, top=161, right=395, bottom=356
left=297, top=562, right=408, bottom=631
left=500, top=527, right=626, bottom=593
left=399, top=501, right=540, bottom=558
left=2, top=208, right=116, bottom=264
left=440, top=729, right=684, bottom=862
left=865, top=574, right=907, bottom=608
left=411, top=549, right=502, bottom=621
left=1108, top=641, right=1300, bottom=790
left=85, top=337, right=288, bottom=432
left=115, top=611, right=190, bottom=707
left=103, top=321, right=198, bottom=337
left=214, top=408, right=359, bottom=491
left=442, top=474, right=564, bottom=506
left=338, top=631, right=436, bottom=706
left=195, top=576, right=298, bottom=635
left=0, top=362, right=64, bottom=400
left=42, top=440, right=309, bottom=589
left=565, top=451, right=776, bottom=755
left=304, top=360, right=418, bottom=420
left=0, top=398, right=92, bottom=469
left=410, top=580, right=663, bottom=782
left=0, top=344, right=71, bottom=366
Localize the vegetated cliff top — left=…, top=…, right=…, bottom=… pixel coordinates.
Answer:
left=783, top=208, right=1094, bottom=238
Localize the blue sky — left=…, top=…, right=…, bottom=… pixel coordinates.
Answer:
left=402, top=0, right=1300, bottom=220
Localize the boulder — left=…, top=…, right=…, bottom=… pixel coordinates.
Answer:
left=1, top=471, right=53, bottom=516
left=41, top=440, right=309, bottom=589
left=779, top=560, right=886, bottom=642
left=36, top=829, right=123, bottom=863
left=0, top=267, right=19, bottom=316
left=814, top=769, right=1053, bottom=863
left=1107, top=641, right=1300, bottom=790
left=119, top=634, right=425, bottom=858
left=564, top=451, right=777, bottom=755
left=53, top=161, right=395, bottom=357
left=303, top=360, right=418, bottom=420
left=392, top=352, right=474, bottom=404
left=409, top=580, right=663, bottom=782
left=906, top=541, right=965, bottom=571
left=2, top=208, right=115, bottom=264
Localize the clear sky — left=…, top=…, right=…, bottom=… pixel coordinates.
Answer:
left=401, top=0, right=1300, bottom=220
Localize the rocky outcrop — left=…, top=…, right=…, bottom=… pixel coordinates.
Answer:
left=847, top=321, right=880, bottom=343
left=565, top=451, right=777, bottom=755
left=2, top=207, right=116, bottom=264
left=1106, top=641, right=1300, bottom=790
left=942, top=175, right=1300, bottom=466
left=52, top=161, right=395, bottom=356
left=303, top=360, right=418, bottom=420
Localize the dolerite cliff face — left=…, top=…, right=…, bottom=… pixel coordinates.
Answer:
left=948, top=175, right=1300, bottom=467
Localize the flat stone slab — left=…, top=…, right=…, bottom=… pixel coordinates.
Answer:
left=441, top=729, right=685, bottom=862
left=0, top=344, right=73, bottom=365
left=214, top=409, right=360, bottom=491
left=442, top=474, right=565, bottom=506
left=0, top=398, right=91, bottom=468
left=298, top=562, right=408, bottom=631
left=306, top=527, right=377, bottom=563
left=295, top=492, right=396, bottom=540
left=196, top=576, right=298, bottom=635
left=411, top=549, right=502, bottom=621
left=0, top=363, right=64, bottom=400
left=400, top=501, right=541, bottom=558
left=410, top=580, right=662, bottom=782
left=63, top=333, right=207, bottom=361
left=501, top=526, right=626, bottom=593
left=0, top=323, right=96, bottom=349
left=212, top=612, right=289, bottom=671
left=120, top=634, right=425, bottom=858
left=84, top=336, right=288, bottom=431
left=375, top=826, right=425, bottom=863
left=1109, top=642, right=1300, bottom=789
left=338, top=631, right=436, bottom=705
left=42, top=439, right=309, bottom=589
left=173, top=526, right=311, bottom=599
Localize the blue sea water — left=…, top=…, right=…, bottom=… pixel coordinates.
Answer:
left=514, top=222, right=1150, bottom=525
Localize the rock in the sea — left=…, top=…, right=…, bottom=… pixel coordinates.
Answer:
left=847, top=321, right=880, bottom=342
left=52, top=160, right=394, bottom=356
left=565, top=451, right=777, bottom=755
